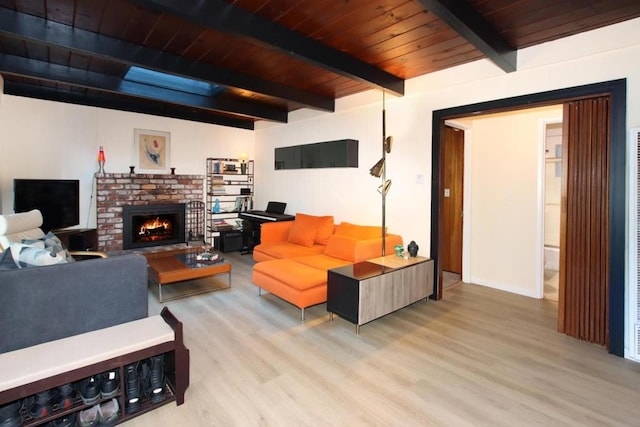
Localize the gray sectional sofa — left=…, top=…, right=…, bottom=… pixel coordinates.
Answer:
left=0, top=254, right=149, bottom=354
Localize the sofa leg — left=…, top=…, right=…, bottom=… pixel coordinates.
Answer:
left=301, top=308, right=305, bottom=322
left=258, top=287, right=262, bottom=296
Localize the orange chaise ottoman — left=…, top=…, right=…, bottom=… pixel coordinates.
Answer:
left=252, top=259, right=328, bottom=320
left=252, top=219, right=404, bottom=321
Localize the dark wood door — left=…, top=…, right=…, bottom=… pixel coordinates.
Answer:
left=559, top=96, right=610, bottom=348
left=441, top=126, right=464, bottom=274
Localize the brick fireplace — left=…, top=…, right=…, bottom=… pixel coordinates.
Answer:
left=122, top=203, right=186, bottom=250
left=96, top=173, right=204, bottom=252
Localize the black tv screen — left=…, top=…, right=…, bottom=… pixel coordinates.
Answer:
left=13, top=179, right=80, bottom=232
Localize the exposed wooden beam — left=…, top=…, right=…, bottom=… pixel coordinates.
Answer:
left=3, top=81, right=254, bottom=130
left=130, top=0, right=405, bottom=96
left=0, top=54, right=287, bottom=122
left=415, top=0, right=517, bottom=73
left=0, top=8, right=333, bottom=112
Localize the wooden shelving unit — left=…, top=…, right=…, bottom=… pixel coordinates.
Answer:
left=205, top=157, right=254, bottom=250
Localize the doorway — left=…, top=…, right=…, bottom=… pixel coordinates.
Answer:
left=543, top=121, right=563, bottom=302
left=430, top=79, right=627, bottom=356
left=444, top=108, right=562, bottom=299
left=441, top=125, right=464, bottom=287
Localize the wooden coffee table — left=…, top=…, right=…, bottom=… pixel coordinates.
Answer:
left=144, top=247, right=231, bottom=302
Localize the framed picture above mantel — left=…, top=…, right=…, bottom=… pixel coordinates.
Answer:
left=134, top=129, right=171, bottom=174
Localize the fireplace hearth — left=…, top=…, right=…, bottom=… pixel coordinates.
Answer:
left=123, top=203, right=186, bottom=250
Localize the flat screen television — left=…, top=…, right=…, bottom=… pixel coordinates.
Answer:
left=13, top=179, right=80, bottom=232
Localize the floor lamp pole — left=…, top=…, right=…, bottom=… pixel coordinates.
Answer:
left=381, top=91, right=387, bottom=257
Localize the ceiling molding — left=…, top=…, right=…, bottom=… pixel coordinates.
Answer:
left=416, top=0, right=517, bottom=73
left=130, top=0, right=405, bottom=96
left=0, top=8, right=334, bottom=113
left=0, top=54, right=287, bottom=122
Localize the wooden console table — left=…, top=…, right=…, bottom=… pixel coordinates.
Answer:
left=327, top=255, right=434, bottom=333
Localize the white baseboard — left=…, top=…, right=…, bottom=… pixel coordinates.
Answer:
left=469, top=277, right=540, bottom=299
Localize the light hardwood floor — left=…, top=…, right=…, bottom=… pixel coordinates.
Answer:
left=123, top=251, right=640, bottom=426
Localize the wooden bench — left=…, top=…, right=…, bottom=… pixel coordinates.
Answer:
left=0, top=307, right=189, bottom=425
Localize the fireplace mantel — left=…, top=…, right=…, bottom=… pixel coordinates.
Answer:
left=96, top=173, right=204, bottom=252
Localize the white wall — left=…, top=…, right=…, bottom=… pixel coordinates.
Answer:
left=0, top=99, right=254, bottom=227
left=254, top=92, right=434, bottom=252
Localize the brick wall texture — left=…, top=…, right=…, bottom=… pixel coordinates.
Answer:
left=96, top=173, right=204, bottom=252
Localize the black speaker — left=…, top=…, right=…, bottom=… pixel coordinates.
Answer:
left=219, top=231, right=243, bottom=252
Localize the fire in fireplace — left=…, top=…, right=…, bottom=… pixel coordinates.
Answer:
left=123, top=203, right=186, bottom=250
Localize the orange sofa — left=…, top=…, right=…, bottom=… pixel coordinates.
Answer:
left=252, top=214, right=403, bottom=320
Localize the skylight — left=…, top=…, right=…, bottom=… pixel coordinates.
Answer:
left=124, top=66, right=223, bottom=97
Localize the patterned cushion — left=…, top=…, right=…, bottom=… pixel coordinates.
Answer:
left=9, top=242, right=69, bottom=268
left=6, top=231, right=75, bottom=268
left=23, top=232, right=75, bottom=263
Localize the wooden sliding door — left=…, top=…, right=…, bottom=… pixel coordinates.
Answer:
left=559, top=96, right=610, bottom=347
left=441, top=126, right=464, bottom=274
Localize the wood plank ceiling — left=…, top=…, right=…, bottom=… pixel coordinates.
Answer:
left=0, top=0, right=638, bottom=130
